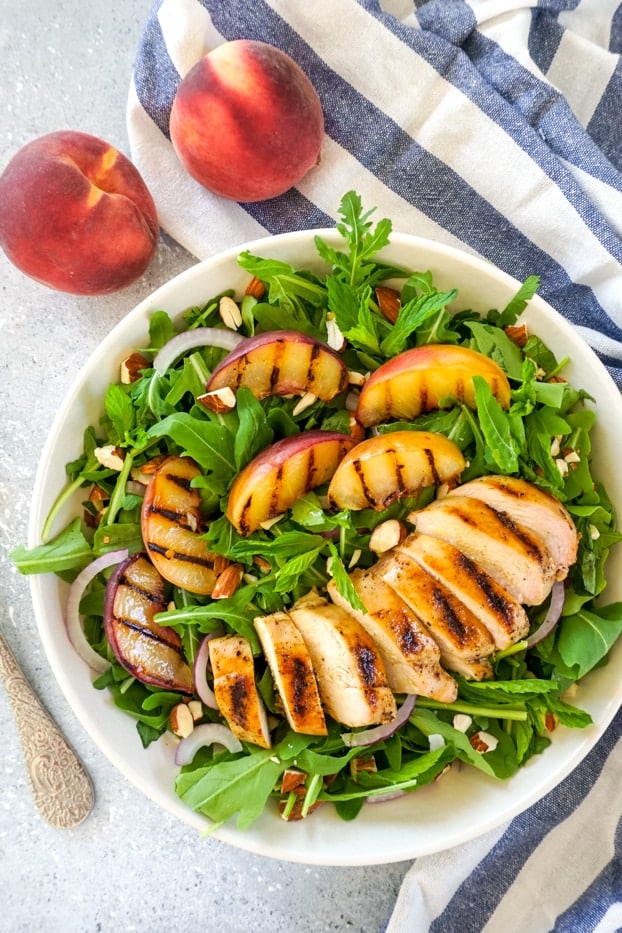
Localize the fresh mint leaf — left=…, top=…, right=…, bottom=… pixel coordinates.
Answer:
left=381, top=288, right=458, bottom=357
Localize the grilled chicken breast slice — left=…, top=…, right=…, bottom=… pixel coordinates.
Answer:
left=289, top=593, right=397, bottom=727
left=254, top=611, right=327, bottom=736
left=374, top=551, right=495, bottom=680
left=327, top=572, right=457, bottom=702
left=448, top=475, right=578, bottom=579
left=208, top=634, right=272, bottom=748
left=400, top=533, right=530, bottom=649
left=409, top=496, right=557, bottom=605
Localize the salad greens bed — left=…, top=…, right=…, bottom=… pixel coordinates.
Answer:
left=12, top=191, right=622, bottom=831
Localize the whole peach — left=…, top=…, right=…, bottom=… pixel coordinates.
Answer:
left=169, top=40, right=324, bottom=202
left=0, top=131, right=159, bottom=295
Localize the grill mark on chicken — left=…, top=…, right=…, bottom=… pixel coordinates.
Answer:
left=493, top=508, right=549, bottom=563
left=455, top=550, right=515, bottom=625
left=355, top=644, right=381, bottom=691
left=227, top=676, right=253, bottom=731
left=429, top=584, right=470, bottom=645
left=288, top=656, right=313, bottom=716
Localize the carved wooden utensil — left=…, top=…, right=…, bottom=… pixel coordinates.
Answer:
left=0, top=627, right=94, bottom=828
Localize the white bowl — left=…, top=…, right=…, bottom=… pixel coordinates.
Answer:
left=29, top=230, right=622, bottom=866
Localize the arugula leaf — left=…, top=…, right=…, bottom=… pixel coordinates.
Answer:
left=233, top=387, right=274, bottom=471
left=176, top=749, right=284, bottom=830
left=556, top=603, right=622, bottom=679
left=147, top=412, right=235, bottom=491
left=473, top=376, right=522, bottom=473
left=485, top=275, right=540, bottom=327
left=10, top=518, right=92, bottom=575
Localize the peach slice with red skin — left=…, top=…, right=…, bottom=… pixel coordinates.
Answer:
left=226, top=430, right=355, bottom=535
left=356, top=344, right=511, bottom=427
left=103, top=553, right=193, bottom=693
left=141, top=455, right=218, bottom=595
left=327, top=430, right=466, bottom=511
left=204, top=330, right=349, bottom=408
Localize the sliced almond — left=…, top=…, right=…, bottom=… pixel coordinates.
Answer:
left=170, top=703, right=194, bottom=738
left=198, top=386, right=237, bottom=413
left=375, top=286, right=401, bottom=323
left=369, top=519, right=407, bottom=554
left=292, top=392, right=318, bottom=416
left=504, top=323, right=528, bottom=348
left=120, top=350, right=149, bottom=384
left=94, top=444, right=125, bottom=471
left=219, top=295, right=243, bottom=330
left=211, top=563, right=244, bottom=599
left=244, top=276, right=265, bottom=300
left=187, top=700, right=204, bottom=722
left=281, top=768, right=307, bottom=795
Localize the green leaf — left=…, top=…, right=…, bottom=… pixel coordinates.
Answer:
left=104, top=383, right=135, bottom=442
left=557, top=603, right=622, bottom=678
left=473, top=375, right=521, bottom=473
left=177, top=749, right=284, bottom=830
left=326, top=542, right=366, bottom=612
left=10, top=518, right=92, bottom=575
left=495, top=275, right=540, bottom=326
left=233, top=387, right=274, bottom=471
left=146, top=412, right=235, bottom=485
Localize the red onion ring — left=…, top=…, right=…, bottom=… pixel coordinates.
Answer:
left=340, top=694, right=417, bottom=748
left=526, top=580, right=566, bottom=648
left=65, top=548, right=129, bottom=672
left=193, top=630, right=224, bottom=709
left=174, top=722, right=242, bottom=766
left=153, top=328, right=244, bottom=376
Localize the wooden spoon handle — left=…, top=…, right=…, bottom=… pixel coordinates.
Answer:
left=0, top=628, right=94, bottom=828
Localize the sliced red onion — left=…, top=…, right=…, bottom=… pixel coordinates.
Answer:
left=340, top=694, right=417, bottom=748
left=193, top=630, right=223, bottom=710
left=174, top=722, right=243, bottom=766
left=153, top=328, right=244, bottom=376
left=526, top=580, right=566, bottom=648
left=65, top=549, right=129, bottom=673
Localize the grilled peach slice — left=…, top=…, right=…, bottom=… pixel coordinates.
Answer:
left=226, top=430, right=354, bottom=535
left=205, top=330, right=349, bottom=404
left=356, top=344, right=511, bottom=427
left=327, top=430, right=465, bottom=511
left=141, top=455, right=217, bottom=595
left=103, top=553, right=193, bottom=692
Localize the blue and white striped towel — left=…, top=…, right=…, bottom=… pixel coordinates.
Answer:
left=128, top=2, right=622, bottom=929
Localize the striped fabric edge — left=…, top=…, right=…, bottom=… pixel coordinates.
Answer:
left=129, top=0, right=622, bottom=388
left=384, top=710, right=622, bottom=932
